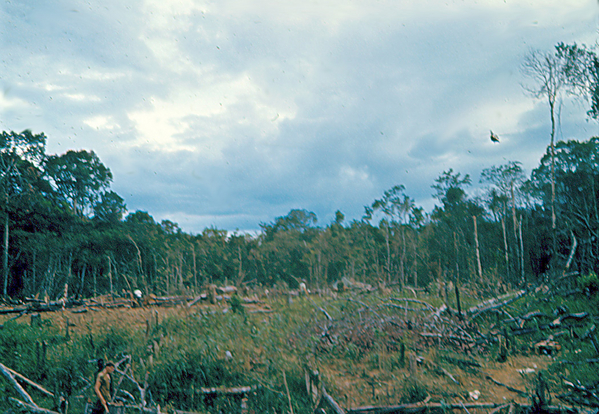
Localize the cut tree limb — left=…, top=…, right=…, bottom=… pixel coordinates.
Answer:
left=2, top=363, right=54, bottom=397
left=484, top=374, right=527, bottom=397
left=0, top=362, right=38, bottom=406
left=322, top=385, right=346, bottom=414
left=8, top=397, right=59, bottom=414
left=468, top=290, right=527, bottom=320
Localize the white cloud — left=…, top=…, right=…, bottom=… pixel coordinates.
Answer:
left=83, top=115, right=119, bottom=130
left=1, top=0, right=598, bottom=233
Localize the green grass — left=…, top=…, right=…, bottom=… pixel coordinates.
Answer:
left=1, top=278, right=598, bottom=413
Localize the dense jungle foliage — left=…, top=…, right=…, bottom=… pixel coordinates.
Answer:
left=1, top=128, right=599, bottom=301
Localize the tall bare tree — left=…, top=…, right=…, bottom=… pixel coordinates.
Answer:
left=521, top=49, right=568, bottom=232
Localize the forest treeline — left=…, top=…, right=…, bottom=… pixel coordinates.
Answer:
left=2, top=41, right=599, bottom=300
left=1, top=130, right=596, bottom=300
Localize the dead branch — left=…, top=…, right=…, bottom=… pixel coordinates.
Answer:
left=2, top=364, right=54, bottom=397
left=0, top=362, right=38, bottom=406
left=549, top=312, right=589, bottom=328
left=440, top=366, right=459, bottom=385
left=199, top=385, right=260, bottom=394
left=308, top=295, right=333, bottom=320
left=488, top=403, right=511, bottom=414
left=283, top=370, right=294, bottom=414
left=561, top=378, right=599, bottom=407
left=7, top=397, right=59, bottom=414
left=468, top=290, right=527, bottom=320
left=322, top=385, right=346, bottom=414
left=388, top=298, right=436, bottom=312
left=503, top=311, right=546, bottom=327
left=187, top=294, right=207, bottom=307
left=485, top=374, right=527, bottom=397
left=112, top=363, right=130, bottom=403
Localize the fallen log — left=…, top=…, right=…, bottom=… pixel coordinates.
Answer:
left=187, top=294, right=207, bottom=307
left=468, top=290, right=527, bottom=320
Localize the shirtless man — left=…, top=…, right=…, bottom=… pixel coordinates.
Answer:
left=93, top=361, right=115, bottom=414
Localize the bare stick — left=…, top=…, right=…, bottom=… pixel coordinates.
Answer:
left=485, top=374, right=527, bottom=397
left=2, top=364, right=54, bottom=397
left=8, top=397, right=59, bottom=414
left=0, top=362, right=38, bottom=406
left=322, top=385, right=346, bottom=414
left=283, top=370, right=295, bottom=414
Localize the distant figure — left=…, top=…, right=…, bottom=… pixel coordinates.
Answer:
left=490, top=130, right=500, bottom=143
left=299, top=282, right=308, bottom=295
left=92, top=361, right=115, bottom=414
left=133, top=289, right=143, bottom=307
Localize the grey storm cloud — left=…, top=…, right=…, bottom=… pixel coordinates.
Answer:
left=1, top=0, right=598, bottom=233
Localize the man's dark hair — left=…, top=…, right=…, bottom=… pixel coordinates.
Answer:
left=106, top=361, right=115, bottom=368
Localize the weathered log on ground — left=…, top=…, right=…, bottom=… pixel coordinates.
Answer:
left=0, top=299, right=86, bottom=315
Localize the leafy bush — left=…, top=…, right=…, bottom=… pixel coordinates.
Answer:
left=229, top=293, right=245, bottom=315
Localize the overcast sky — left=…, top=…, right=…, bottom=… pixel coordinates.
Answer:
left=1, top=0, right=598, bottom=234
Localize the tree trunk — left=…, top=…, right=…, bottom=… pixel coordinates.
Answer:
left=453, top=232, right=463, bottom=320
left=413, top=236, right=418, bottom=288
left=3, top=210, right=9, bottom=296
left=108, top=255, right=113, bottom=299
left=192, top=247, right=197, bottom=293
left=501, top=207, right=510, bottom=281
left=511, top=182, right=521, bottom=275
left=473, top=215, right=483, bottom=284
left=518, top=217, right=525, bottom=285
left=32, top=249, right=37, bottom=297
left=401, top=227, right=406, bottom=289
left=178, top=253, right=183, bottom=291
left=385, top=224, right=391, bottom=285
left=550, top=98, right=556, bottom=231
left=80, top=263, right=87, bottom=297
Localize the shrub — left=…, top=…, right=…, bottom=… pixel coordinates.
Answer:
left=401, top=378, right=428, bottom=403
